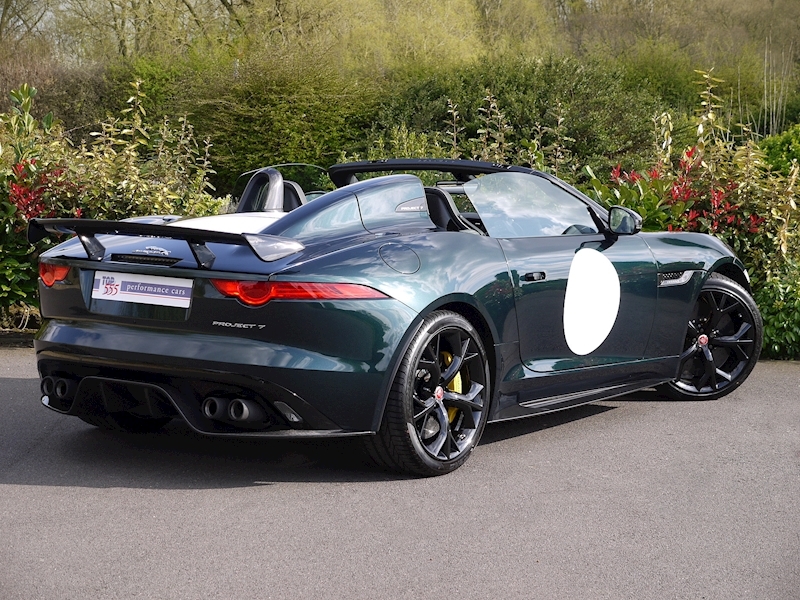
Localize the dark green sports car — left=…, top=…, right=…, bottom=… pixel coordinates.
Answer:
left=29, top=159, right=763, bottom=476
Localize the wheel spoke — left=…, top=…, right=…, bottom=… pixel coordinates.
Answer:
left=697, top=344, right=718, bottom=390
left=443, top=382, right=484, bottom=430
left=678, top=342, right=700, bottom=371
left=442, top=381, right=484, bottom=410
left=687, top=320, right=701, bottom=337
left=707, top=292, right=741, bottom=329
left=715, top=368, right=733, bottom=382
left=715, top=324, right=752, bottom=345
left=441, top=338, right=468, bottom=386
left=413, top=399, right=438, bottom=422
left=703, top=291, right=722, bottom=329
left=425, top=402, right=449, bottom=457
left=441, top=427, right=455, bottom=459
left=713, top=321, right=753, bottom=363
left=714, top=321, right=752, bottom=343
left=419, top=342, right=437, bottom=368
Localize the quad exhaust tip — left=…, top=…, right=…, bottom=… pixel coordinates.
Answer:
left=54, top=378, right=76, bottom=400
left=228, top=398, right=266, bottom=422
left=41, top=376, right=77, bottom=401
left=41, top=376, right=56, bottom=398
left=40, top=376, right=78, bottom=411
left=202, top=396, right=267, bottom=424
left=201, top=396, right=228, bottom=420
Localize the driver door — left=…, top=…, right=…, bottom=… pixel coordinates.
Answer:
left=465, top=172, right=658, bottom=374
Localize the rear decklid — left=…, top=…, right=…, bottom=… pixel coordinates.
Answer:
left=29, top=216, right=312, bottom=326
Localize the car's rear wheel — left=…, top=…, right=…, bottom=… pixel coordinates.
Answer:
left=665, top=273, right=762, bottom=400
left=366, top=310, right=491, bottom=477
left=80, top=413, right=171, bottom=433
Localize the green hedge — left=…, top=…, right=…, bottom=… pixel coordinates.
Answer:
left=376, top=56, right=663, bottom=179
left=0, top=83, right=225, bottom=315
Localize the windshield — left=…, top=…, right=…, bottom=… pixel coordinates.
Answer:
left=463, top=172, right=599, bottom=238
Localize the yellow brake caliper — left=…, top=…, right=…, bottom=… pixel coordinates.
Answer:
left=441, top=351, right=462, bottom=423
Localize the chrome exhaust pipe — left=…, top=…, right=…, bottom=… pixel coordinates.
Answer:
left=228, top=398, right=266, bottom=422
left=54, top=378, right=76, bottom=401
left=201, top=397, right=229, bottom=420
left=41, top=376, right=56, bottom=398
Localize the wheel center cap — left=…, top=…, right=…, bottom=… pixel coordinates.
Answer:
left=434, top=386, right=444, bottom=401
left=698, top=334, right=709, bottom=346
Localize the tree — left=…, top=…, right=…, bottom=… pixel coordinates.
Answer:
left=0, top=0, right=49, bottom=43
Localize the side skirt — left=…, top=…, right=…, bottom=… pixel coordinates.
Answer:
left=491, top=356, right=678, bottom=422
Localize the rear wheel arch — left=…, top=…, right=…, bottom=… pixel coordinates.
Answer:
left=438, top=301, right=497, bottom=386
left=370, top=299, right=497, bottom=433
left=365, top=309, right=492, bottom=475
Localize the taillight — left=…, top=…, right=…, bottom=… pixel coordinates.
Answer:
left=209, top=280, right=388, bottom=307
left=39, top=263, right=71, bottom=287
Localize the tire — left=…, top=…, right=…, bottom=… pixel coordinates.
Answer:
left=664, top=272, right=763, bottom=400
left=80, top=412, right=171, bottom=433
left=365, top=310, right=491, bottom=476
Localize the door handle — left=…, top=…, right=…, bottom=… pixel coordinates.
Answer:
left=522, top=271, right=546, bottom=282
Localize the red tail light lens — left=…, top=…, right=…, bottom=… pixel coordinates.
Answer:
left=209, top=280, right=388, bottom=307
left=39, top=263, right=71, bottom=287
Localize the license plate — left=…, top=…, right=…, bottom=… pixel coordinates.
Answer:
left=92, top=272, right=193, bottom=308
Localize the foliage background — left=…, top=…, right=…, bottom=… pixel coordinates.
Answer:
left=1, top=0, right=800, bottom=356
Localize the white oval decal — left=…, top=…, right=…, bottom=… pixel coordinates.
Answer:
left=563, top=248, right=620, bottom=355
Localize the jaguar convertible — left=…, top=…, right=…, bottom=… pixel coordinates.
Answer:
left=28, top=159, right=763, bottom=476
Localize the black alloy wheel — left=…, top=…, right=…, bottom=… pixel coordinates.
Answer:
left=665, top=273, right=762, bottom=400
left=365, top=311, right=491, bottom=476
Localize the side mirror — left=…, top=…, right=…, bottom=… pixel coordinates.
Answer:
left=608, top=206, right=642, bottom=235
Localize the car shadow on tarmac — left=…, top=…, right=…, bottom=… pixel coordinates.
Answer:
left=1, top=377, right=642, bottom=488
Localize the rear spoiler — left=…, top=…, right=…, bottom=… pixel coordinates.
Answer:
left=28, top=218, right=304, bottom=268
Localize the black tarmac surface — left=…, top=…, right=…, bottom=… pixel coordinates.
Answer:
left=1, top=348, right=798, bottom=599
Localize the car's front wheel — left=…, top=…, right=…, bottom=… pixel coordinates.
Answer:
left=366, top=310, right=491, bottom=476
left=665, top=273, right=762, bottom=400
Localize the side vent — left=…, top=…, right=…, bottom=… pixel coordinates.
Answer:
left=658, top=271, right=694, bottom=287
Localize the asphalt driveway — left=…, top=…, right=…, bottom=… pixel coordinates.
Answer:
left=1, top=348, right=798, bottom=599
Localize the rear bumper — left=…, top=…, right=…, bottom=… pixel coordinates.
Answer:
left=34, top=308, right=416, bottom=435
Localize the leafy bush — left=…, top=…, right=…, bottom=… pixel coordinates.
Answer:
left=755, top=266, right=800, bottom=359
left=584, top=73, right=800, bottom=358
left=0, top=82, right=226, bottom=316
left=67, top=82, right=226, bottom=220
left=0, top=84, right=66, bottom=312
left=376, top=56, right=663, bottom=182
left=181, top=54, right=381, bottom=191
left=761, top=124, right=800, bottom=176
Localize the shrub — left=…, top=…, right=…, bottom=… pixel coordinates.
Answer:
left=67, top=82, right=226, bottom=220
left=181, top=54, right=381, bottom=192
left=586, top=73, right=800, bottom=272
left=376, top=56, right=663, bottom=182
left=761, top=124, right=800, bottom=176
left=0, top=82, right=226, bottom=315
left=0, top=84, right=68, bottom=311
left=584, top=72, right=800, bottom=358
left=755, top=265, right=800, bottom=359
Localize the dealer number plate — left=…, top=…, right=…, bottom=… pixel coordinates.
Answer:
left=92, top=272, right=193, bottom=308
